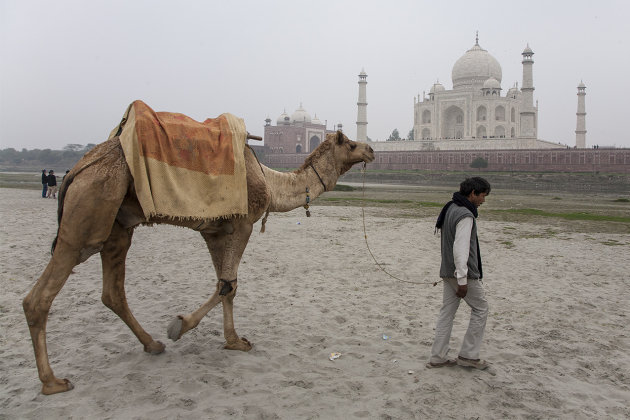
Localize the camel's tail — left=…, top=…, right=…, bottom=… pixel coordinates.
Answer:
left=51, top=138, right=123, bottom=255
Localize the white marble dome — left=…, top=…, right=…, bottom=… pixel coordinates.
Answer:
left=452, top=42, right=502, bottom=89
left=291, top=103, right=311, bottom=123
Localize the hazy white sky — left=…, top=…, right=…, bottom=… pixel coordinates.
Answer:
left=1, top=0, right=629, bottom=150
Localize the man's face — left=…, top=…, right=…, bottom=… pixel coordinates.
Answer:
left=468, top=192, right=488, bottom=208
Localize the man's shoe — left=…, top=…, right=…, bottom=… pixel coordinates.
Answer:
left=457, top=356, right=489, bottom=370
left=426, top=359, right=457, bottom=369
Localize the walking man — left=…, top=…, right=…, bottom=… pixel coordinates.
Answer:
left=427, top=177, right=491, bottom=369
left=41, top=169, right=48, bottom=198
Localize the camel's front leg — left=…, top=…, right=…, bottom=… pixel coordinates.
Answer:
left=220, top=279, right=251, bottom=351
left=168, top=222, right=253, bottom=350
left=167, top=290, right=221, bottom=341
left=211, top=221, right=254, bottom=351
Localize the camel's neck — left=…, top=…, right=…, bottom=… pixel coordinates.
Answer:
left=262, top=160, right=339, bottom=213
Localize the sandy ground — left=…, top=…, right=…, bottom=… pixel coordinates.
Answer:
left=1, top=187, right=629, bottom=419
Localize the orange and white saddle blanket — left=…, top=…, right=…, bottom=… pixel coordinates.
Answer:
left=109, top=100, right=248, bottom=221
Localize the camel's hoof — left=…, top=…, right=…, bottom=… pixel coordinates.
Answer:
left=167, top=316, right=183, bottom=341
left=144, top=340, right=166, bottom=354
left=42, top=378, right=74, bottom=395
left=224, top=337, right=252, bottom=351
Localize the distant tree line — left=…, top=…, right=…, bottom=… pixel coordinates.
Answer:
left=0, top=144, right=96, bottom=171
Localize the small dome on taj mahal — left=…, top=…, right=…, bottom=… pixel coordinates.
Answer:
left=483, top=77, right=501, bottom=89
left=429, top=81, right=445, bottom=94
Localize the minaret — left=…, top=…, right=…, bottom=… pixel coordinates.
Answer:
left=519, top=44, right=536, bottom=138
left=356, top=69, right=368, bottom=141
left=575, top=81, right=587, bottom=148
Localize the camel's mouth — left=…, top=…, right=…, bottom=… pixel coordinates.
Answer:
left=362, top=147, right=375, bottom=163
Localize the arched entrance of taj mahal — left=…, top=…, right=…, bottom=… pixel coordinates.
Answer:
left=442, top=105, right=464, bottom=139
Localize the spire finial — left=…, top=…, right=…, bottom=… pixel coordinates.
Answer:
left=475, top=30, right=479, bottom=45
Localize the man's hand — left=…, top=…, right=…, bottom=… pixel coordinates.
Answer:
left=456, top=284, right=468, bottom=298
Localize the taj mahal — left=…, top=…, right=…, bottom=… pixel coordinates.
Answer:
left=365, top=35, right=583, bottom=152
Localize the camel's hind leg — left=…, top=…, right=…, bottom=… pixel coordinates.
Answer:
left=100, top=222, right=165, bottom=354
left=23, top=142, right=131, bottom=395
left=22, top=244, right=79, bottom=395
left=22, top=205, right=126, bottom=395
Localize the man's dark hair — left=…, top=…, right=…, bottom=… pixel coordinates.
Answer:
left=460, top=177, right=491, bottom=196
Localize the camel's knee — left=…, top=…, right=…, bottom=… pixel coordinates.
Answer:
left=218, top=279, right=238, bottom=297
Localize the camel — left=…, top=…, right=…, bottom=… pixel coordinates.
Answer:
left=23, top=129, right=374, bottom=395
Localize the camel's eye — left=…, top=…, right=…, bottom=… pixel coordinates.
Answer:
left=349, top=143, right=357, bottom=151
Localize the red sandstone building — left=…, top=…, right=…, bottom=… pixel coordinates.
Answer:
left=263, top=104, right=338, bottom=155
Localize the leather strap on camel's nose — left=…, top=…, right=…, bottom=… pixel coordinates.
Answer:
left=219, top=279, right=237, bottom=295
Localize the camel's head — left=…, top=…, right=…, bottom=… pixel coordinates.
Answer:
left=328, top=130, right=375, bottom=174
left=300, top=131, right=374, bottom=178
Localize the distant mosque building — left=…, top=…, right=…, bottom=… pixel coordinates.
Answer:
left=372, top=35, right=567, bottom=152
left=263, top=104, right=338, bottom=154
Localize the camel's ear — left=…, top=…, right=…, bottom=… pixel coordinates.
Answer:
left=336, top=130, right=344, bottom=145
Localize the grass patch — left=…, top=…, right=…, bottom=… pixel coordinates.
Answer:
left=613, top=198, right=629, bottom=203
left=522, top=228, right=559, bottom=239
left=0, top=173, right=41, bottom=190
left=493, top=208, right=630, bottom=223
left=601, top=240, right=626, bottom=246
left=319, top=196, right=441, bottom=207
left=414, top=201, right=443, bottom=208
left=321, top=197, right=413, bottom=204
left=499, top=240, right=515, bottom=249
left=333, top=184, right=355, bottom=192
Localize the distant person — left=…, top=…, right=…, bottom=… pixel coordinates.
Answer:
left=46, top=170, right=57, bottom=199
left=427, top=177, right=491, bottom=370
left=62, top=169, right=70, bottom=184
left=41, top=169, right=48, bottom=198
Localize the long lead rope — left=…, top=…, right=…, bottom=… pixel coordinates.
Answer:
left=360, top=163, right=440, bottom=287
